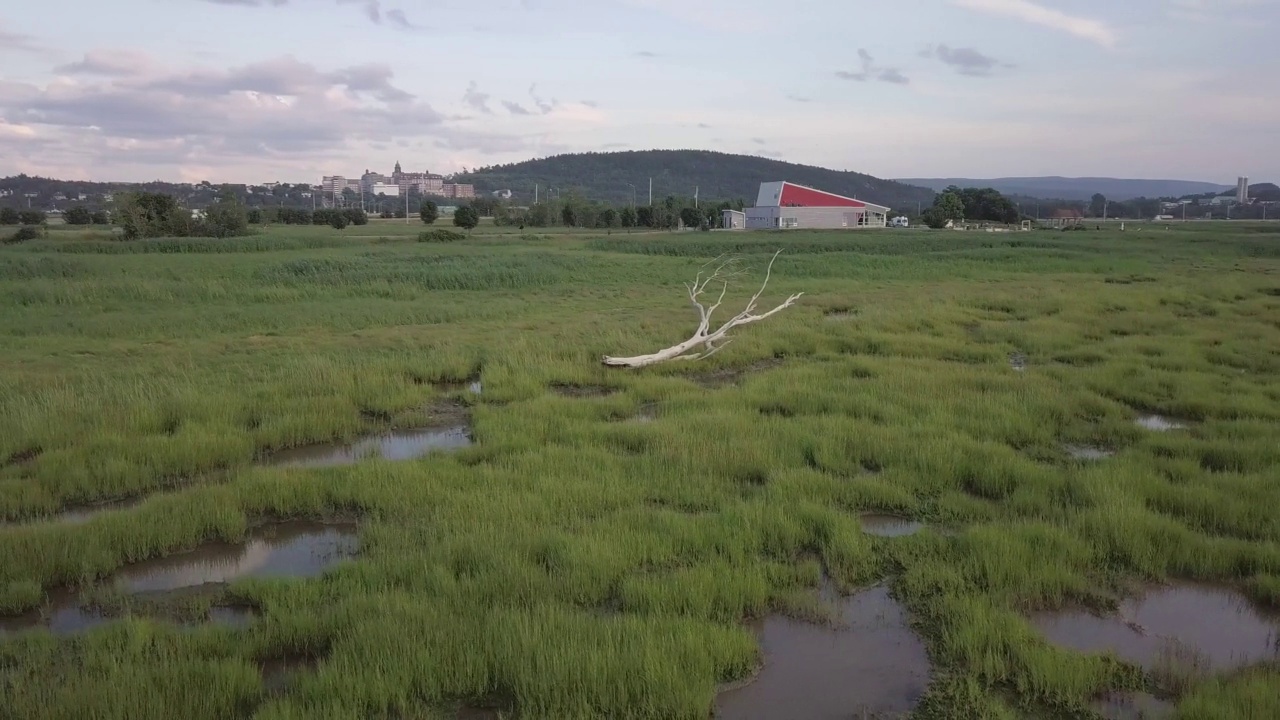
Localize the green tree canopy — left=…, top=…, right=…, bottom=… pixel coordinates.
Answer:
left=420, top=200, right=439, bottom=225
left=64, top=206, right=93, bottom=225
left=202, top=188, right=250, bottom=238
left=453, top=205, right=480, bottom=233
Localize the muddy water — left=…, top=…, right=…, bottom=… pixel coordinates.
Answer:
left=437, top=380, right=483, bottom=395
left=1033, top=583, right=1280, bottom=672
left=118, top=521, right=359, bottom=593
left=0, top=587, right=107, bottom=637
left=1091, top=692, right=1174, bottom=720
left=266, top=426, right=471, bottom=468
left=1064, top=444, right=1115, bottom=461
left=716, top=586, right=931, bottom=719
left=259, top=655, right=318, bottom=695
left=859, top=513, right=925, bottom=538
left=1135, top=414, right=1190, bottom=432
left=0, top=591, right=255, bottom=637
left=550, top=383, right=618, bottom=398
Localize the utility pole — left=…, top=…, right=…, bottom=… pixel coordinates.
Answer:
left=405, top=190, right=409, bottom=224
left=626, top=183, right=635, bottom=207
left=695, top=186, right=699, bottom=208
left=535, top=184, right=538, bottom=204
left=648, top=177, right=652, bottom=206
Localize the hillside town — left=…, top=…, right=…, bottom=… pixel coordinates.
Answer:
left=321, top=162, right=475, bottom=206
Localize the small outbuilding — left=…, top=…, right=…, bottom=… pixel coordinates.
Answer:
left=741, top=181, right=889, bottom=230
left=722, top=209, right=746, bottom=230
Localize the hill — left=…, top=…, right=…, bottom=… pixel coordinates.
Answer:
left=455, top=150, right=936, bottom=211
left=895, top=176, right=1232, bottom=202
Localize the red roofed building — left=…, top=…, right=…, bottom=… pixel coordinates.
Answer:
left=737, top=181, right=889, bottom=230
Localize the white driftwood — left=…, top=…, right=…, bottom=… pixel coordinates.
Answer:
left=603, top=250, right=803, bottom=368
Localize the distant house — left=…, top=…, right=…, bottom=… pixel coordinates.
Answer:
left=1047, top=209, right=1083, bottom=228
left=722, top=209, right=746, bottom=229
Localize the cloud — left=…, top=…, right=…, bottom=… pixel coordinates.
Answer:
left=55, top=49, right=154, bottom=77
left=922, top=45, right=1006, bottom=77
left=386, top=9, right=413, bottom=28
left=951, top=0, right=1117, bottom=47
left=787, top=95, right=812, bottom=103
left=877, top=69, right=910, bottom=85
left=0, top=25, right=45, bottom=55
left=836, top=49, right=909, bottom=85
left=499, top=85, right=562, bottom=116
left=138, top=55, right=413, bottom=104
left=697, top=122, right=712, bottom=128
left=751, top=137, right=767, bottom=145
left=0, top=53, right=560, bottom=180
left=463, top=80, right=492, bottom=113
left=634, top=50, right=658, bottom=58
left=198, top=0, right=415, bottom=27
left=528, top=84, right=557, bottom=114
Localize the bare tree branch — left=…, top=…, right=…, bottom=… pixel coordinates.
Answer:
left=602, top=250, right=803, bottom=368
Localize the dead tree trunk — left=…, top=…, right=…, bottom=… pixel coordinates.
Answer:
left=602, top=250, right=803, bottom=368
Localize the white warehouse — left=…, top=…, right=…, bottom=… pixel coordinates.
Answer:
left=727, top=181, right=890, bottom=230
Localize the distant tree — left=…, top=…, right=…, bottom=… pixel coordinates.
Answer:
left=453, top=205, right=480, bottom=233
left=90, top=210, right=110, bottom=225
left=561, top=204, right=578, bottom=227
left=526, top=203, right=551, bottom=227
left=343, top=208, right=368, bottom=226
left=17, top=210, right=46, bottom=226
left=203, top=187, right=250, bottom=238
left=635, top=206, right=655, bottom=228
left=599, top=207, right=619, bottom=228
left=0, top=207, right=18, bottom=225
left=679, top=207, right=703, bottom=229
left=329, top=212, right=349, bottom=230
left=470, top=196, right=498, bottom=217
left=247, top=208, right=264, bottom=224
left=420, top=200, right=439, bottom=225
left=922, top=191, right=966, bottom=229
left=64, top=206, right=93, bottom=225
left=619, top=206, right=636, bottom=230
left=114, top=192, right=190, bottom=239
left=1089, top=193, right=1108, bottom=218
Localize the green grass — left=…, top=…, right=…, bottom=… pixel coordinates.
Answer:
left=1, top=223, right=1278, bottom=718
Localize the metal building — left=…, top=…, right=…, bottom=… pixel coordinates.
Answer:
left=742, top=181, right=889, bottom=230
left=722, top=209, right=746, bottom=229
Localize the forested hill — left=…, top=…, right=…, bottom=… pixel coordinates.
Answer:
left=896, top=176, right=1232, bottom=202
left=454, top=150, right=936, bottom=210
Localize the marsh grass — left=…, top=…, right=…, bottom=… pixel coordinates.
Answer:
left=1, top=224, right=1278, bottom=718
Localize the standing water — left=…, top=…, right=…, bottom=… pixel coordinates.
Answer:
left=716, top=585, right=931, bottom=719
left=118, top=521, right=359, bottom=593
left=265, top=426, right=471, bottom=468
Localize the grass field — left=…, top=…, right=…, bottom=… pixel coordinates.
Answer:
left=1, top=222, right=1279, bottom=719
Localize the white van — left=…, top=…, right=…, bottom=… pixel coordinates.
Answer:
left=890, top=216, right=910, bottom=228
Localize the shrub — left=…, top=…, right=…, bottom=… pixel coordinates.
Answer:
left=64, top=206, right=93, bottom=225
left=5, top=226, right=41, bottom=243
left=419, top=229, right=466, bottom=243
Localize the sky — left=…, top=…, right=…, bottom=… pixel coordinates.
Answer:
left=1, top=0, right=1277, bottom=184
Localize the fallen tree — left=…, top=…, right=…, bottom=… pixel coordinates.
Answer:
left=602, top=250, right=803, bottom=368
